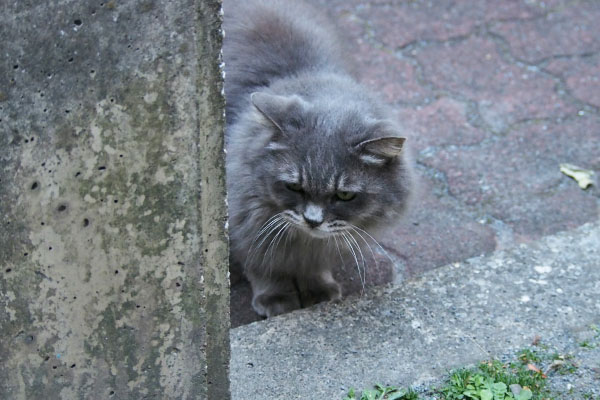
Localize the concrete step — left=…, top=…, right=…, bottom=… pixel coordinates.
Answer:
left=230, top=220, right=600, bottom=399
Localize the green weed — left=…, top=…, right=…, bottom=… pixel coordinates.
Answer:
left=343, top=384, right=420, bottom=400
left=344, top=343, right=584, bottom=400
left=579, top=324, right=600, bottom=349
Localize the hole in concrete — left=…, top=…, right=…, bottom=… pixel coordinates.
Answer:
left=175, top=282, right=181, bottom=287
left=64, top=109, right=70, bottom=114
left=119, top=154, right=123, bottom=158
left=113, top=199, right=118, bottom=203
left=74, top=19, right=82, bottom=26
left=70, top=363, right=76, bottom=368
left=114, top=270, right=119, bottom=274
left=23, top=253, right=28, bottom=256
left=83, top=218, right=90, bottom=227
left=41, top=222, right=45, bottom=226
left=44, top=356, right=50, bottom=361
left=68, top=57, right=74, bottom=63
left=5, top=268, right=11, bottom=273
left=75, top=171, right=81, bottom=177
left=31, top=181, right=39, bottom=190
left=57, top=204, right=67, bottom=212
left=52, top=366, right=57, bottom=370
left=48, top=247, right=53, bottom=250
left=98, top=166, right=106, bottom=171
left=13, top=64, right=18, bottom=69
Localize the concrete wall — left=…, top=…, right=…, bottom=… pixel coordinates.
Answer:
left=0, top=0, right=229, bottom=398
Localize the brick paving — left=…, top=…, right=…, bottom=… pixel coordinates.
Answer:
left=231, top=0, right=600, bottom=327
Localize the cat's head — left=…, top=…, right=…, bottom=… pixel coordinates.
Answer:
left=245, top=90, right=412, bottom=239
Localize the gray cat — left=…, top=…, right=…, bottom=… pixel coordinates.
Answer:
left=223, top=0, right=413, bottom=317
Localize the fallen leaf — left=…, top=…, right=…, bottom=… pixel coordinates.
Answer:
left=560, top=163, right=595, bottom=189
left=527, top=363, right=547, bottom=378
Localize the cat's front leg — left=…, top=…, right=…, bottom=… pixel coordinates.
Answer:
left=298, top=269, right=341, bottom=308
left=248, top=273, right=301, bottom=317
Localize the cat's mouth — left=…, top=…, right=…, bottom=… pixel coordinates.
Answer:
left=282, top=211, right=346, bottom=239
left=298, top=225, right=334, bottom=239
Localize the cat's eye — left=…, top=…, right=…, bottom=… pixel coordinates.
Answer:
left=336, top=191, right=356, bottom=201
left=285, top=182, right=303, bottom=192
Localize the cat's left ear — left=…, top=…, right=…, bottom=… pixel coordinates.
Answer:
left=357, top=121, right=406, bottom=164
left=359, top=136, right=405, bottom=158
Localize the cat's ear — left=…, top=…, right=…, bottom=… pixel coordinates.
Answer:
left=250, top=92, right=307, bottom=133
left=359, top=136, right=405, bottom=157
left=358, top=137, right=406, bottom=165
left=357, top=121, right=406, bottom=165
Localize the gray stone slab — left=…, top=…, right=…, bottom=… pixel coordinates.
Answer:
left=0, top=0, right=229, bottom=398
left=230, top=220, right=600, bottom=399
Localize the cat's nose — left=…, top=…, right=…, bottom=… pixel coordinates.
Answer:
left=303, top=204, right=323, bottom=228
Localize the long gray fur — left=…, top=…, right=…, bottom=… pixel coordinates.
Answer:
left=223, top=0, right=413, bottom=317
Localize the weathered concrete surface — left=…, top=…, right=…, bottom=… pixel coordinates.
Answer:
left=0, top=0, right=229, bottom=398
left=231, top=0, right=600, bottom=328
left=231, top=220, right=600, bottom=399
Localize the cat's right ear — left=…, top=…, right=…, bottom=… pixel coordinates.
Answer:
left=250, top=92, right=307, bottom=133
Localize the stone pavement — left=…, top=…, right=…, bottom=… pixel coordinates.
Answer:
left=231, top=220, right=600, bottom=399
left=230, top=0, right=600, bottom=327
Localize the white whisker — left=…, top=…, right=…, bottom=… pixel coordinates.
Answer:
left=267, top=221, right=290, bottom=261
left=348, top=227, right=377, bottom=269
left=333, top=234, right=345, bottom=267
left=254, top=219, right=285, bottom=251
left=246, top=216, right=286, bottom=267
left=349, top=224, right=395, bottom=267
left=253, top=214, right=284, bottom=242
left=341, top=231, right=365, bottom=291
left=345, top=230, right=367, bottom=287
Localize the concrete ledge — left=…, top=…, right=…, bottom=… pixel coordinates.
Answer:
left=231, top=220, right=600, bottom=399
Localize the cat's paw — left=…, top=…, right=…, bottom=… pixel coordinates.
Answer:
left=252, top=292, right=301, bottom=317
